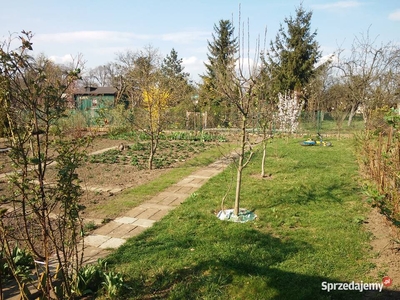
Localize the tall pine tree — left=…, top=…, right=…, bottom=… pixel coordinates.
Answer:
left=267, top=4, right=321, bottom=97
left=264, top=4, right=321, bottom=132
left=199, top=19, right=238, bottom=127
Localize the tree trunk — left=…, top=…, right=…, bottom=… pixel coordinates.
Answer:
left=148, top=135, right=156, bottom=170
left=234, top=116, right=247, bottom=216
left=261, top=140, right=267, bottom=177
left=347, top=103, right=359, bottom=126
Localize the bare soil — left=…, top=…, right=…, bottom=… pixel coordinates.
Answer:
left=363, top=207, right=400, bottom=298
left=0, top=136, right=215, bottom=220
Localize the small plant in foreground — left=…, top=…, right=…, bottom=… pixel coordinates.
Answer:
left=84, top=221, right=98, bottom=233
left=71, top=259, right=127, bottom=298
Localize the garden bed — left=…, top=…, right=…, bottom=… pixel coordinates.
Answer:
left=0, top=134, right=226, bottom=220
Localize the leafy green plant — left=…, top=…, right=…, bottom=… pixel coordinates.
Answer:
left=129, top=142, right=146, bottom=151
left=363, top=184, right=385, bottom=207
left=69, top=259, right=128, bottom=298
left=102, top=271, right=125, bottom=299
left=72, top=263, right=103, bottom=297
left=130, top=156, right=140, bottom=167
left=0, top=246, right=34, bottom=282
left=84, top=221, right=97, bottom=233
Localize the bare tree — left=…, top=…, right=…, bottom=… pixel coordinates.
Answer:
left=85, top=63, right=116, bottom=87
left=216, top=13, right=266, bottom=216
left=334, top=30, right=399, bottom=126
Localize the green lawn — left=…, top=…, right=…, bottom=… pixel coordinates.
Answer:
left=106, top=136, right=378, bottom=299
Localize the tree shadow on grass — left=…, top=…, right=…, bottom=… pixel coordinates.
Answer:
left=283, top=181, right=347, bottom=205
left=108, top=222, right=400, bottom=300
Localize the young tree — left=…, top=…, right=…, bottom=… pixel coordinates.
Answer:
left=116, top=46, right=185, bottom=169
left=199, top=19, right=238, bottom=127
left=266, top=4, right=321, bottom=132
left=214, top=14, right=266, bottom=217
left=0, top=31, right=86, bottom=298
left=142, top=84, right=172, bottom=169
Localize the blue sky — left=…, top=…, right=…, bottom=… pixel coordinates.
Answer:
left=1, top=0, right=399, bottom=83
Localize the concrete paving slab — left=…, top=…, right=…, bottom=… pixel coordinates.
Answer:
left=85, top=234, right=111, bottom=247
left=176, top=182, right=204, bottom=188
left=187, top=174, right=212, bottom=179
left=93, top=221, right=122, bottom=235
left=134, top=207, right=159, bottom=219
left=158, top=196, right=181, bottom=206
left=99, top=237, right=126, bottom=249
left=81, top=245, right=105, bottom=259
left=170, top=198, right=186, bottom=206
left=124, top=207, right=146, bottom=218
left=108, top=223, right=138, bottom=238
left=173, top=186, right=198, bottom=194
left=147, top=192, right=186, bottom=205
left=139, top=203, right=174, bottom=210
left=133, top=218, right=156, bottom=227
left=176, top=177, right=195, bottom=185
left=122, top=225, right=146, bottom=238
left=148, top=209, right=170, bottom=221
left=189, top=178, right=208, bottom=185
left=163, top=185, right=183, bottom=193
left=115, top=216, right=138, bottom=224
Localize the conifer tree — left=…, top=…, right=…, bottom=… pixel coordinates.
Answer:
left=265, top=4, right=321, bottom=131
left=199, top=19, right=238, bottom=127
left=161, top=48, right=189, bottom=81
left=267, top=4, right=321, bottom=100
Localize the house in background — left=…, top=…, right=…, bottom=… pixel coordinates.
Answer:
left=73, top=86, right=117, bottom=124
left=74, top=86, right=117, bottom=111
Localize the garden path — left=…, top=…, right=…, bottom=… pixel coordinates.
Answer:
left=80, top=153, right=235, bottom=264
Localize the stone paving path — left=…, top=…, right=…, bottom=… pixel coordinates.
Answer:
left=80, top=154, right=234, bottom=264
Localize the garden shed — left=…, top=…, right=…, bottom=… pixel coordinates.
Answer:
left=73, top=86, right=117, bottom=125
left=74, top=86, right=117, bottom=112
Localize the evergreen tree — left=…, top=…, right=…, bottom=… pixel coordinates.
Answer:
left=161, top=48, right=194, bottom=128
left=199, top=19, right=238, bottom=127
left=267, top=4, right=321, bottom=97
left=161, top=48, right=189, bottom=81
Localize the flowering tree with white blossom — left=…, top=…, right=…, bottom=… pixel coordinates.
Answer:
left=277, top=91, right=303, bottom=133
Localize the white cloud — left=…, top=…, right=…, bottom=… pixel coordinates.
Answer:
left=389, top=9, right=400, bottom=21
left=182, top=56, right=199, bottom=65
left=35, top=30, right=211, bottom=46
left=161, top=31, right=210, bottom=44
left=48, top=54, right=74, bottom=64
left=36, top=31, right=152, bottom=44
left=312, top=1, right=362, bottom=10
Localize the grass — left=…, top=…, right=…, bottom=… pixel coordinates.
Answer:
left=299, top=113, right=365, bottom=134
left=105, top=136, right=377, bottom=299
left=89, top=142, right=238, bottom=217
